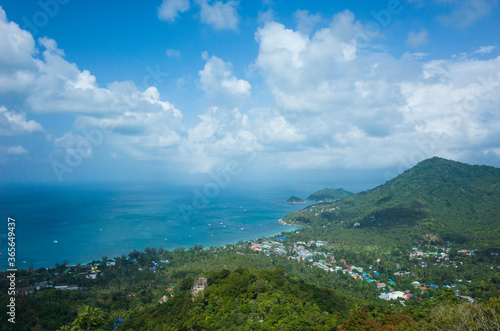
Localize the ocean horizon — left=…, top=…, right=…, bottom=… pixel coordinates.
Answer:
left=0, top=182, right=338, bottom=270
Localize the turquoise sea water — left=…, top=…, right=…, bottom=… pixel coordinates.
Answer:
left=0, top=183, right=315, bottom=270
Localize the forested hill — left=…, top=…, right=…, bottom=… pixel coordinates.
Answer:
left=284, top=157, right=500, bottom=249
left=307, top=188, right=353, bottom=201
left=120, top=268, right=353, bottom=330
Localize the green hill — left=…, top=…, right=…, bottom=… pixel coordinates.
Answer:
left=121, top=268, right=350, bottom=330
left=307, top=188, right=354, bottom=201
left=284, top=157, right=500, bottom=249
left=286, top=195, right=305, bottom=203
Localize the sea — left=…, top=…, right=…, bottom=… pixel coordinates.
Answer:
left=0, top=182, right=329, bottom=270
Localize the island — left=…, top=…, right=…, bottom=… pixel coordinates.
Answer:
left=286, top=195, right=306, bottom=204
left=306, top=188, right=353, bottom=202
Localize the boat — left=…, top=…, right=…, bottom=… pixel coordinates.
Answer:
left=53, top=240, right=58, bottom=244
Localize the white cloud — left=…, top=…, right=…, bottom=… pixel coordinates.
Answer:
left=473, top=45, right=497, bottom=55
left=253, top=11, right=500, bottom=170
left=0, top=106, right=44, bottom=136
left=437, top=0, right=497, bottom=27
left=0, top=7, right=185, bottom=164
left=195, top=0, right=239, bottom=30
left=158, top=0, right=191, bottom=22
left=5, top=145, right=28, bottom=155
left=166, top=49, right=181, bottom=57
left=1, top=6, right=499, bottom=175
left=407, top=30, right=428, bottom=48
left=258, top=9, right=274, bottom=24
left=199, top=53, right=251, bottom=97
left=294, top=10, right=322, bottom=35
left=180, top=106, right=304, bottom=173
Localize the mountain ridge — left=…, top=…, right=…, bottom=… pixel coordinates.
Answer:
left=283, top=157, right=500, bottom=249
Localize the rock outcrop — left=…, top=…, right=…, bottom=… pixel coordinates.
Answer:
left=190, top=277, right=208, bottom=301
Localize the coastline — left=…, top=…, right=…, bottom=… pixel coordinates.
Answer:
left=278, top=218, right=305, bottom=227
left=0, top=218, right=304, bottom=272
left=0, top=184, right=311, bottom=271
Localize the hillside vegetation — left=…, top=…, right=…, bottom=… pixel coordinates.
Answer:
left=307, top=188, right=354, bottom=201
left=284, top=157, right=500, bottom=250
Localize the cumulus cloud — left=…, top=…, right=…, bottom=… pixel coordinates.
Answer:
left=158, top=0, right=191, bottom=22
left=258, top=9, right=274, bottom=24
left=195, top=0, right=239, bottom=30
left=199, top=53, right=251, bottom=97
left=0, top=106, right=44, bottom=136
left=1, top=5, right=500, bottom=176
left=294, top=10, right=322, bottom=35
left=0, top=7, right=186, bottom=165
left=407, top=30, right=428, bottom=48
left=180, top=107, right=304, bottom=173
left=254, top=10, right=500, bottom=170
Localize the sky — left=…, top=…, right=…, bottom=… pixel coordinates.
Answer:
left=0, top=0, right=499, bottom=186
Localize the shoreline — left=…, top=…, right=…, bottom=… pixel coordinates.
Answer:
left=278, top=218, right=305, bottom=227
left=1, top=220, right=303, bottom=271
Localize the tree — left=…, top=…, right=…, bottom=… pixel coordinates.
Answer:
left=57, top=305, right=105, bottom=331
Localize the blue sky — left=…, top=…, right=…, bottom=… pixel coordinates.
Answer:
left=0, top=0, right=499, bottom=186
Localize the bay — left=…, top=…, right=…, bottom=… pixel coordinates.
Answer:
left=0, top=182, right=315, bottom=270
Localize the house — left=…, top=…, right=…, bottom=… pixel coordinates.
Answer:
left=411, top=281, right=421, bottom=287
left=35, top=281, right=48, bottom=290
left=379, top=291, right=405, bottom=300
left=377, top=283, right=386, bottom=289
left=351, top=266, right=363, bottom=272
left=106, top=261, right=116, bottom=267
left=129, top=292, right=136, bottom=297
left=313, top=262, right=330, bottom=271
left=16, top=287, right=34, bottom=295
left=86, top=273, right=97, bottom=280
left=418, top=261, right=428, bottom=268
left=457, top=295, right=474, bottom=303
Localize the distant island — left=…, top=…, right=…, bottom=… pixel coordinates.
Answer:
left=286, top=195, right=306, bottom=204
left=306, top=188, right=353, bottom=202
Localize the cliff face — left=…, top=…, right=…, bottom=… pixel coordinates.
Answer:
left=190, top=277, right=208, bottom=301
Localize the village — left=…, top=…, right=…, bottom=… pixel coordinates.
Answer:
left=247, top=237, right=497, bottom=304
left=10, top=235, right=499, bottom=309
